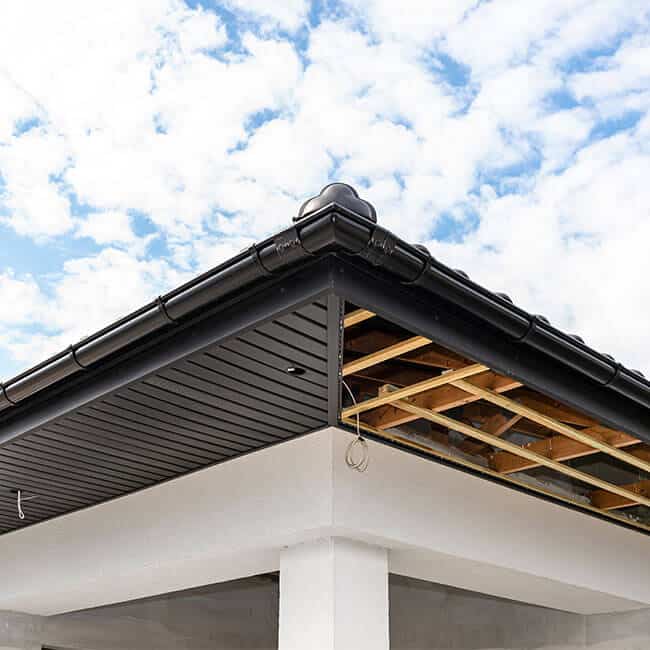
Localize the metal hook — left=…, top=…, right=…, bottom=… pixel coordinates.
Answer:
left=13, top=489, right=38, bottom=520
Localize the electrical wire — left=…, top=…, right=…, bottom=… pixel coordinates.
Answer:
left=17, top=489, right=25, bottom=520
left=341, top=379, right=369, bottom=472
left=15, top=489, right=38, bottom=520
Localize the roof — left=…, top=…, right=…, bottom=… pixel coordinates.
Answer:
left=2, top=183, right=649, bottom=425
left=0, top=183, right=649, bottom=535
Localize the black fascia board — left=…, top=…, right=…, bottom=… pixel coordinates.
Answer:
left=1, top=200, right=650, bottom=440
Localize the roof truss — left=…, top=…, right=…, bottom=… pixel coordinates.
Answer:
left=341, top=302, right=650, bottom=532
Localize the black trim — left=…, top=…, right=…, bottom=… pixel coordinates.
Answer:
left=327, top=293, right=343, bottom=425
left=330, top=255, right=650, bottom=443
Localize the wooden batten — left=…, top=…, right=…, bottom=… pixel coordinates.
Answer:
left=365, top=373, right=521, bottom=430
left=341, top=364, right=488, bottom=418
left=343, top=309, right=375, bottom=328
left=392, top=399, right=650, bottom=509
left=491, top=428, right=639, bottom=474
left=450, top=379, right=650, bottom=475
left=342, top=336, right=431, bottom=376
left=591, top=479, right=650, bottom=510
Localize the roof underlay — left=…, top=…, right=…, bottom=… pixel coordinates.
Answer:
left=0, top=184, right=648, bottom=535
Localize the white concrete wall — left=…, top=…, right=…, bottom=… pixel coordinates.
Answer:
left=329, top=431, right=650, bottom=614
left=3, top=576, right=649, bottom=650
left=1, top=428, right=649, bottom=616
left=279, top=538, right=389, bottom=650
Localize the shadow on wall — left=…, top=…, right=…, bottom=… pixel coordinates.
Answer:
left=43, top=577, right=280, bottom=650
left=2, top=574, right=648, bottom=650
left=389, top=575, right=650, bottom=650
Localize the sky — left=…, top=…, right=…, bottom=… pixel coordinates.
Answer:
left=0, top=0, right=649, bottom=381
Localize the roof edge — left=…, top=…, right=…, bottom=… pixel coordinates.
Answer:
left=2, top=199, right=649, bottom=416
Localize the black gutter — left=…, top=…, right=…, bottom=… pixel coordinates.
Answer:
left=1, top=183, right=649, bottom=427
left=0, top=259, right=333, bottom=446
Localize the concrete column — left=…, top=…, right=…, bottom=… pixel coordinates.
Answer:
left=278, top=537, right=389, bottom=650
left=0, top=611, right=43, bottom=650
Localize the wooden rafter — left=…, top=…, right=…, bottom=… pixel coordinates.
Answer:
left=591, top=480, right=650, bottom=510
left=342, top=335, right=431, bottom=376
left=342, top=364, right=488, bottom=418
left=461, top=404, right=549, bottom=438
left=459, top=413, right=522, bottom=455
left=341, top=416, right=650, bottom=533
left=629, top=447, right=650, bottom=463
left=364, top=372, right=521, bottom=430
left=450, top=379, right=650, bottom=475
left=490, top=427, right=639, bottom=474
left=349, top=366, right=442, bottom=389
left=343, top=309, right=375, bottom=328
left=390, top=398, right=650, bottom=508
left=345, top=331, right=469, bottom=370
left=515, top=390, right=598, bottom=428
left=398, top=348, right=468, bottom=370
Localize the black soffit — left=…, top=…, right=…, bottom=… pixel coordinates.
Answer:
left=0, top=299, right=329, bottom=534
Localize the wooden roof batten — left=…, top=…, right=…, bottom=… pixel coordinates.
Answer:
left=450, top=379, right=650, bottom=475
left=343, top=309, right=375, bottom=328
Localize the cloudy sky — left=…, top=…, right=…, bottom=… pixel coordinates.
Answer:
left=0, top=0, right=649, bottom=381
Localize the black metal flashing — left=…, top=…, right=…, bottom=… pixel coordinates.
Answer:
left=1, top=183, right=649, bottom=439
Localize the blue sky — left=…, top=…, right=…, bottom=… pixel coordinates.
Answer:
left=0, top=0, right=649, bottom=380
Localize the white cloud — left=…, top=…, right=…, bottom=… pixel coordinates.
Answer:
left=570, top=32, right=650, bottom=111
left=344, top=0, right=477, bottom=48
left=0, top=129, right=72, bottom=238
left=0, top=272, right=45, bottom=326
left=224, top=0, right=309, bottom=31
left=0, top=0, right=649, bottom=380
left=73, top=211, right=156, bottom=258
left=75, top=212, right=136, bottom=246
left=48, top=248, right=184, bottom=339
left=534, top=107, right=594, bottom=171
left=175, top=6, right=228, bottom=53
left=426, top=123, right=650, bottom=371
left=0, top=248, right=188, bottom=374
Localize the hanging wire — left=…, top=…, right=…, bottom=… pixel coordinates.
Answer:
left=15, top=489, right=38, bottom=520
left=341, top=379, right=369, bottom=472
left=17, top=489, right=25, bottom=520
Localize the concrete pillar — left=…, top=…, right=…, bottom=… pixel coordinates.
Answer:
left=278, top=537, right=389, bottom=650
left=0, top=611, right=43, bottom=650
